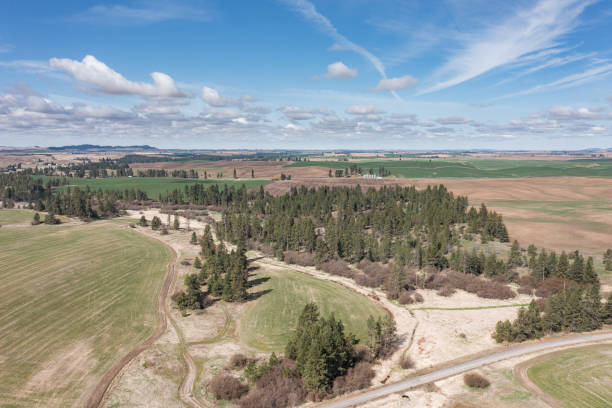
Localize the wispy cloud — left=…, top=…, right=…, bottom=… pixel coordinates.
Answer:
left=70, top=1, right=213, bottom=25
left=418, top=0, right=595, bottom=95
left=497, top=63, right=612, bottom=99
left=280, top=0, right=405, bottom=99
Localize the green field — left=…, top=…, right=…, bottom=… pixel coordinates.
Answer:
left=239, top=266, right=387, bottom=352
left=527, top=344, right=612, bottom=408
left=288, top=158, right=612, bottom=178
left=0, top=222, right=171, bottom=407
left=0, top=209, right=34, bottom=225
left=38, top=176, right=270, bottom=198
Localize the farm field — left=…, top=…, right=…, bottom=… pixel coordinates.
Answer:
left=0, top=208, right=34, bottom=225
left=38, top=176, right=270, bottom=197
left=287, top=158, right=612, bottom=178
left=239, top=264, right=387, bottom=352
left=527, top=344, right=612, bottom=408
left=0, top=221, right=171, bottom=407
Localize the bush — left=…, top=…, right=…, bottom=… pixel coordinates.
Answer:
left=229, top=353, right=249, bottom=369
left=319, top=259, right=352, bottom=277
left=425, top=271, right=515, bottom=300
left=210, top=373, right=249, bottom=401
left=413, top=292, right=424, bottom=303
left=535, top=276, right=573, bottom=298
left=332, top=362, right=375, bottom=397
left=517, top=275, right=537, bottom=295
left=438, top=286, right=456, bottom=297
left=464, top=372, right=490, bottom=388
left=283, top=251, right=315, bottom=267
left=180, top=260, right=191, bottom=266
left=399, top=354, right=415, bottom=369
left=353, top=345, right=373, bottom=363
left=398, top=291, right=414, bottom=305
left=238, top=360, right=306, bottom=408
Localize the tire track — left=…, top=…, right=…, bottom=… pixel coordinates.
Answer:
left=85, top=230, right=178, bottom=408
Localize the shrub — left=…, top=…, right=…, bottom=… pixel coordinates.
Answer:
left=238, top=360, right=306, bottom=408
left=332, top=362, right=375, bottom=397
left=475, top=282, right=515, bottom=300
left=464, top=372, right=490, bottom=388
left=535, top=276, right=573, bottom=298
left=353, top=345, right=373, bottom=363
left=518, top=275, right=537, bottom=295
left=413, top=292, right=424, bottom=303
left=399, top=354, right=415, bottom=369
left=398, top=291, right=414, bottom=305
left=438, top=286, right=456, bottom=297
left=283, top=251, right=315, bottom=267
left=210, top=374, right=249, bottom=401
left=229, top=353, right=249, bottom=369
left=319, top=259, right=352, bottom=277
left=180, top=260, right=191, bottom=266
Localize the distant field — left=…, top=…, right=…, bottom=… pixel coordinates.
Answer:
left=527, top=344, right=612, bottom=408
left=0, top=222, right=171, bottom=407
left=38, top=176, right=270, bottom=197
left=240, top=265, right=387, bottom=352
left=288, top=158, right=612, bottom=178
left=0, top=209, right=34, bottom=225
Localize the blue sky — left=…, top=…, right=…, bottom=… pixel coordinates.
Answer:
left=1, top=0, right=611, bottom=149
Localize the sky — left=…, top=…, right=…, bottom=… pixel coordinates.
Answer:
left=0, top=0, right=611, bottom=150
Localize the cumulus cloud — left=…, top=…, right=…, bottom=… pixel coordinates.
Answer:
left=323, top=61, right=358, bottom=79
left=201, top=86, right=226, bottom=107
left=49, top=55, right=187, bottom=97
left=372, top=75, right=418, bottom=91
left=281, top=105, right=326, bottom=121
left=544, top=106, right=610, bottom=120
left=345, top=105, right=383, bottom=115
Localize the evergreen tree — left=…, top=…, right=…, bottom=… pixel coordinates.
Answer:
left=151, top=216, right=161, bottom=230
left=139, top=215, right=147, bottom=226
left=31, top=212, right=40, bottom=225
left=604, top=249, right=612, bottom=271
left=173, top=214, right=180, bottom=230
left=602, top=293, right=612, bottom=324
left=508, top=240, right=523, bottom=267
left=582, top=257, right=598, bottom=284
left=190, top=231, right=198, bottom=245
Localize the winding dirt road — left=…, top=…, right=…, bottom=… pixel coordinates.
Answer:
left=318, top=332, right=612, bottom=408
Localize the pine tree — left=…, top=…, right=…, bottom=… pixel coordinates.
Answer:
left=139, top=215, right=147, bottom=226
left=509, top=240, right=522, bottom=267
left=173, top=214, right=180, bottom=230
left=604, top=249, right=612, bottom=271
left=582, top=257, right=598, bottom=284
left=557, top=251, right=569, bottom=278
left=602, top=293, right=612, bottom=324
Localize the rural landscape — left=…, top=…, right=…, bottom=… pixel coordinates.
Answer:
left=1, top=0, right=612, bottom=407
left=1, top=147, right=611, bottom=408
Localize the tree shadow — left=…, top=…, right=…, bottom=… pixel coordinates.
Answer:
left=248, top=288, right=272, bottom=301
left=249, top=276, right=270, bottom=288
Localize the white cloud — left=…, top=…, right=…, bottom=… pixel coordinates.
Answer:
left=323, top=62, right=357, bottom=79
left=419, top=0, right=595, bottom=94
left=232, top=117, right=248, bottom=125
left=281, top=105, right=326, bottom=120
left=436, top=116, right=472, bottom=125
left=50, top=55, right=186, bottom=97
left=71, top=3, right=213, bottom=25
left=545, top=106, right=611, bottom=120
left=345, top=105, right=383, bottom=115
left=372, top=75, right=418, bottom=91
left=284, top=123, right=305, bottom=131
left=201, top=86, right=226, bottom=107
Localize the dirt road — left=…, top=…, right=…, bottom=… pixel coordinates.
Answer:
left=318, top=332, right=612, bottom=408
left=85, top=231, right=178, bottom=408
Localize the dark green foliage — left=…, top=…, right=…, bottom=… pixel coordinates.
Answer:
left=494, top=301, right=543, bottom=342
left=190, top=231, right=198, bottom=245
left=200, top=240, right=249, bottom=302
left=366, top=314, right=396, bottom=358
left=151, top=216, right=161, bottom=230
left=194, top=256, right=202, bottom=269
left=604, top=249, right=612, bottom=271
left=173, top=214, right=180, bottom=230
left=176, top=273, right=208, bottom=310
left=285, top=303, right=356, bottom=395
left=602, top=293, right=612, bottom=324
left=43, top=213, right=60, bottom=225
left=139, top=215, right=148, bottom=226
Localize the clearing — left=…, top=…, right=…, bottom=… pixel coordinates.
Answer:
left=239, top=263, right=388, bottom=352
left=0, top=208, right=35, bottom=225
left=0, top=221, right=171, bottom=407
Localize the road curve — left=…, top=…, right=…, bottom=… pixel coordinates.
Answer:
left=319, top=332, right=612, bottom=408
left=86, top=229, right=178, bottom=408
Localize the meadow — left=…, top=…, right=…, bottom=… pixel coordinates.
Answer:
left=288, top=158, right=612, bottom=178
left=0, top=208, right=35, bottom=225
left=38, top=176, right=270, bottom=198
left=527, top=344, right=612, bottom=408
left=239, top=265, right=387, bottom=352
left=0, top=222, right=171, bottom=407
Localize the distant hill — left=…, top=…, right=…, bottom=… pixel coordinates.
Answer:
left=47, top=144, right=158, bottom=152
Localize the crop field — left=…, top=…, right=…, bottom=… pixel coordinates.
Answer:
left=0, top=222, right=171, bottom=407
left=287, top=158, right=612, bottom=178
left=39, top=176, right=270, bottom=197
left=239, top=265, right=387, bottom=352
left=0, top=209, right=34, bottom=225
left=527, top=344, right=612, bottom=408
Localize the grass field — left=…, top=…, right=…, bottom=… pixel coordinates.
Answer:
left=239, top=266, right=387, bottom=352
left=288, top=158, right=612, bottom=178
left=0, top=221, right=171, bottom=407
left=0, top=209, right=34, bottom=225
left=38, top=176, right=270, bottom=198
left=527, top=344, right=612, bottom=408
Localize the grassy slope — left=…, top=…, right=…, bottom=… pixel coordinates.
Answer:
left=0, top=209, right=34, bottom=225
left=0, top=222, right=171, bottom=408
left=38, top=176, right=270, bottom=198
left=527, top=344, right=612, bottom=408
left=288, top=159, right=612, bottom=178
left=240, top=266, right=387, bottom=352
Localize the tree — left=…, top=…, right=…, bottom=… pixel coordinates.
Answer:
left=190, top=231, right=198, bottom=245
left=139, top=215, right=147, bottom=226
left=151, top=216, right=162, bottom=230
left=43, top=212, right=60, bottom=225
left=604, top=249, right=612, bottom=271
left=508, top=240, right=522, bottom=267
left=251, top=169, right=254, bottom=178
left=233, top=168, right=237, bottom=179
left=31, top=212, right=41, bottom=225
left=582, top=257, right=598, bottom=284
left=194, top=256, right=202, bottom=269
left=602, top=293, right=612, bottom=324
left=173, top=213, right=180, bottom=230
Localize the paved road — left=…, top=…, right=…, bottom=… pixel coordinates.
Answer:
left=319, top=332, right=612, bottom=408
